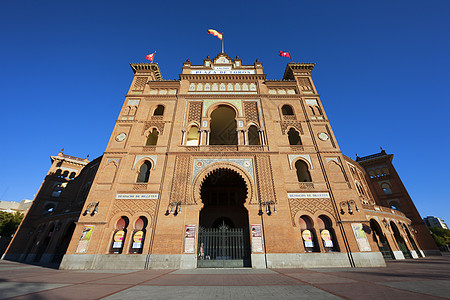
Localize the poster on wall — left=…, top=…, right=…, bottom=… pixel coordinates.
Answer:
left=251, top=224, right=264, bottom=252
left=351, top=223, right=371, bottom=252
left=184, top=225, right=196, bottom=253
left=132, top=230, right=144, bottom=249
left=302, top=230, right=314, bottom=248
left=75, top=225, right=94, bottom=253
left=321, top=229, right=333, bottom=247
left=113, top=230, right=125, bottom=248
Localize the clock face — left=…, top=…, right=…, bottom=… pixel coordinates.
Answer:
left=318, top=132, right=329, bottom=141
left=116, top=133, right=127, bottom=142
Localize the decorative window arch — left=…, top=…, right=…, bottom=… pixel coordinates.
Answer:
left=317, top=215, right=339, bottom=252
left=281, top=105, right=294, bottom=116
left=186, top=125, right=199, bottom=146
left=381, top=183, right=392, bottom=195
left=55, top=169, right=62, bottom=178
left=248, top=125, right=260, bottom=145
left=110, top=216, right=129, bottom=254
left=209, top=105, right=237, bottom=145
left=129, top=216, right=148, bottom=254
left=153, top=105, right=165, bottom=116
left=146, top=128, right=159, bottom=146
left=299, top=215, right=319, bottom=252
left=288, top=128, right=302, bottom=145
left=62, top=170, right=69, bottom=178
left=295, top=160, right=312, bottom=182
left=69, top=172, right=76, bottom=180
left=137, top=161, right=151, bottom=183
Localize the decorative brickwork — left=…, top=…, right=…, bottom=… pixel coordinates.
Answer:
left=133, top=77, right=147, bottom=90
left=143, top=121, right=165, bottom=135
left=255, top=156, right=276, bottom=205
left=170, top=155, right=195, bottom=205
left=298, top=77, right=313, bottom=91
left=187, top=102, right=202, bottom=124
left=132, top=184, right=148, bottom=190
left=288, top=198, right=336, bottom=226
left=244, top=102, right=259, bottom=124
left=279, top=121, right=303, bottom=135
left=112, top=199, right=157, bottom=217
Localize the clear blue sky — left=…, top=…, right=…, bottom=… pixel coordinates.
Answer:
left=1, top=0, right=449, bottom=222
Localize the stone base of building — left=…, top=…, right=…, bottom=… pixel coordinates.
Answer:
left=60, top=252, right=386, bottom=270
left=423, top=250, right=442, bottom=256
left=60, top=254, right=149, bottom=270
left=265, top=252, right=385, bottom=268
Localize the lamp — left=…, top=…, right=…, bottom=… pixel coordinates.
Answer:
left=166, top=201, right=182, bottom=216
left=339, top=200, right=360, bottom=215
left=260, top=201, right=277, bottom=216
left=83, top=202, right=99, bottom=216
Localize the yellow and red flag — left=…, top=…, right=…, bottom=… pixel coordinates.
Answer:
left=207, top=29, right=223, bottom=40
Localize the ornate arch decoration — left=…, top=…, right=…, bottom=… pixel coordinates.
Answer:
left=288, top=154, right=313, bottom=170
left=133, top=155, right=157, bottom=170
left=313, top=211, right=337, bottom=226
left=246, top=122, right=260, bottom=129
left=144, top=126, right=160, bottom=138
left=191, top=162, right=255, bottom=209
left=204, top=101, right=242, bottom=118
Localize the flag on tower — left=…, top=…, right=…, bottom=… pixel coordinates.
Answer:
left=279, top=51, right=291, bottom=59
left=207, top=29, right=223, bottom=40
left=146, top=52, right=155, bottom=62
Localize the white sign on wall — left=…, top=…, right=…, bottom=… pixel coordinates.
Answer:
left=191, top=70, right=255, bottom=75
left=116, top=193, right=159, bottom=200
left=287, top=192, right=330, bottom=199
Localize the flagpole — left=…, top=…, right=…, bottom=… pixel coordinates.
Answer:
left=222, top=34, right=224, bottom=53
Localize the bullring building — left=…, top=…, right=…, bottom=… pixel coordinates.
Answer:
left=4, top=53, right=439, bottom=269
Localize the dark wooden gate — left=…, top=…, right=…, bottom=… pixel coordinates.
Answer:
left=197, top=224, right=250, bottom=268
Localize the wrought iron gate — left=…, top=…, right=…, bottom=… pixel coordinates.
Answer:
left=197, top=224, right=251, bottom=268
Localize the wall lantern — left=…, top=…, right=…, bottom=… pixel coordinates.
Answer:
left=339, top=200, right=359, bottom=215
left=166, top=201, right=181, bottom=216
left=259, top=201, right=277, bottom=216
left=83, top=202, right=99, bottom=216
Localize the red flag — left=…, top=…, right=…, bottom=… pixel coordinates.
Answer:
left=279, top=51, right=291, bottom=59
left=146, top=52, right=155, bottom=62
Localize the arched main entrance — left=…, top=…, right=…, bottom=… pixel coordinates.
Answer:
left=197, top=168, right=251, bottom=267
left=370, top=219, right=394, bottom=260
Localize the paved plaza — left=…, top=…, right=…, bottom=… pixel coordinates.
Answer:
left=0, top=254, right=449, bottom=299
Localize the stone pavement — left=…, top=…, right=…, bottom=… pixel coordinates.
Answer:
left=0, top=253, right=449, bottom=299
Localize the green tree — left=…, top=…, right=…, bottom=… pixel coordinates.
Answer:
left=428, top=226, right=450, bottom=250
left=0, top=211, right=24, bottom=237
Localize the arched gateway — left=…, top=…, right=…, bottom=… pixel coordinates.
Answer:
left=197, top=168, right=251, bottom=267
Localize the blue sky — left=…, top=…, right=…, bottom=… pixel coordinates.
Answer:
left=1, top=0, right=449, bottom=222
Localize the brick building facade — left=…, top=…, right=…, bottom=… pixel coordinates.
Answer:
left=4, top=53, right=439, bottom=269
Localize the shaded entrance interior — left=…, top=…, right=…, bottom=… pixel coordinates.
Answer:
left=198, top=168, right=251, bottom=267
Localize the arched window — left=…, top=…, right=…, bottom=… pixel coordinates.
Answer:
left=55, top=169, right=62, bottom=177
left=390, top=221, right=412, bottom=258
left=209, top=105, right=237, bottom=145
left=137, top=161, right=151, bottom=183
left=52, top=183, right=65, bottom=197
left=299, top=215, right=319, bottom=252
left=146, top=128, right=159, bottom=146
left=381, top=183, right=392, bottom=195
left=69, top=172, right=76, bottom=180
left=62, top=170, right=69, bottom=178
left=288, top=128, right=302, bottom=145
left=295, top=160, right=312, bottom=182
left=317, top=215, right=339, bottom=252
left=186, top=126, right=199, bottom=146
left=129, top=216, right=148, bottom=254
left=110, top=217, right=129, bottom=254
left=153, top=105, right=165, bottom=116
left=248, top=125, right=260, bottom=145
left=281, top=105, right=294, bottom=116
